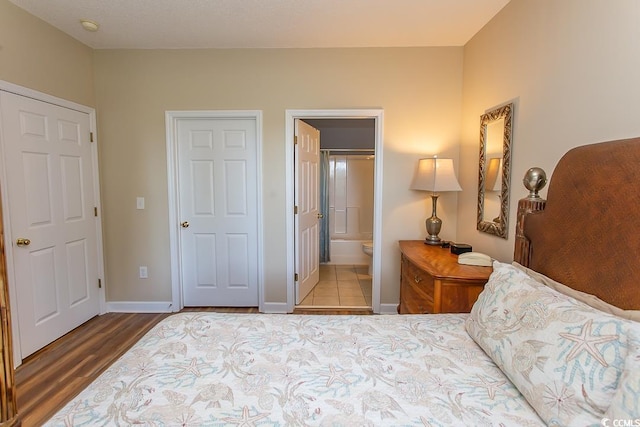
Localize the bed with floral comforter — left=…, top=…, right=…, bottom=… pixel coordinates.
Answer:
left=46, top=262, right=640, bottom=427
left=46, top=312, right=542, bottom=426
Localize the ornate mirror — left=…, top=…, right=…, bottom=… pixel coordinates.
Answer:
left=477, top=103, right=513, bottom=238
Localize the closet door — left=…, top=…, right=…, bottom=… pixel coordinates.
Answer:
left=0, top=92, right=100, bottom=357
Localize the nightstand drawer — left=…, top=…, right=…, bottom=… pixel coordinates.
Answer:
left=400, top=254, right=435, bottom=314
left=402, top=255, right=435, bottom=296
left=400, top=278, right=434, bottom=313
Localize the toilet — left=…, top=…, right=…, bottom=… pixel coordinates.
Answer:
left=362, top=241, right=374, bottom=276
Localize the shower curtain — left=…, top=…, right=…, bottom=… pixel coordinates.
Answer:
left=319, top=151, right=330, bottom=263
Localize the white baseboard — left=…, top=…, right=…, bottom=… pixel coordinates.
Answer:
left=378, top=303, right=399, bottom=314
left=106, top=301, right=175, bottom=313
left=261, top=302, right=290, bottom=313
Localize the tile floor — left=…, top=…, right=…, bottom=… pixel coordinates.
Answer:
left=298, top=264, right=372, bottom=307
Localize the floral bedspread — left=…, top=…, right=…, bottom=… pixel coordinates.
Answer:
left=45, top=312, right=544, bottom=426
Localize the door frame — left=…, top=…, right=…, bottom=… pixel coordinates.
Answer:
left=285, top=109, right=384, bottom=313
left=0, top=80, right=106, bottom=365
left=165, top=110, right=264, bottom=311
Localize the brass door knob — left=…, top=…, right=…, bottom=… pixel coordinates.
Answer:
left=16, top=238, right=31, bottom=246
left=317, top=213, right=324, bottom=219
left=180, top=221, right=190, bottom=228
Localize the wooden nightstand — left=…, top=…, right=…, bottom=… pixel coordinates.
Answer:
left=398, top=240, right=492, bottom=314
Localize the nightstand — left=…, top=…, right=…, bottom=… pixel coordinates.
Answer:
left=398, top=240, right=492, bottom=314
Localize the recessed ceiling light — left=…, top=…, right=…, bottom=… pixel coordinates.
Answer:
left=80, top=19, right=99, bottom=32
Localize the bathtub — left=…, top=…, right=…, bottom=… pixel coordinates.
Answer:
left=327, top=239, right=370, bottom=265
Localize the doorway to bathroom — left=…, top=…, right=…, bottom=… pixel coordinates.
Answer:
left=285, top=109, right=383, bottom=313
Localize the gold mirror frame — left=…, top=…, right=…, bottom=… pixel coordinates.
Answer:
left=477, top=103, right=513, bottom=239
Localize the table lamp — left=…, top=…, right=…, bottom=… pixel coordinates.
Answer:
left=410, top=157, right=462, bottom=245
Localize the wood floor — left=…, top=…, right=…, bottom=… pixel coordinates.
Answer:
left=14, top=306, right=368, bottom=426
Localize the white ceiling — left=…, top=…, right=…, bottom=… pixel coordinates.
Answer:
left=10, top=0, right=510, bottom=49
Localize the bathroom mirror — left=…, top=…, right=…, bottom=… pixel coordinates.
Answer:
left=477, top=103, right=513, bottom=239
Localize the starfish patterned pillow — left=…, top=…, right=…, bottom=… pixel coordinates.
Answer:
left=466, top=261, right=634, bottom=427
left=605, top=323, right=640, bottom=421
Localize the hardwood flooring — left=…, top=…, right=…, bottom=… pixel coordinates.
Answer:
left=292, top=306, right=373, bottom=315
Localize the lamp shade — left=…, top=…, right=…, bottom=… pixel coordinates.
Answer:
left=410, top=157, right=462, bottom=193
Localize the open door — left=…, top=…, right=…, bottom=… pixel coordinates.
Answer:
left=294, top=119, right=320, bottom=304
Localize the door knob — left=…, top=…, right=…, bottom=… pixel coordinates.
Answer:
left=16, top=238, right=31, bottom=246
left=317, top=213, right=324, bottom=219
left=180, top=221, right=190, bottom=228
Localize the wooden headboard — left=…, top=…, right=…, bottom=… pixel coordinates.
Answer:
left=515, top=137, right=640, bottom=310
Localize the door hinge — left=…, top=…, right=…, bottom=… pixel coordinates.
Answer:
left=90, top=132, right=94, bottom=142
left=98, top=278, right=102, bottom=289
left=294, top=135, right=298, bottom=145
left=294, top=206, right=298, bottom=214
left=294, top=273, right=299, bottom=282
left=94, top=206, right=98, bottom=217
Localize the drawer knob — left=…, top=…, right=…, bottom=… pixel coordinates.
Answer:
left=414, top=275, right=422, bottom=283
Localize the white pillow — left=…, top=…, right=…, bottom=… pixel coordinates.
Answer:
left=466, top=261, right=634, bottom=426
left=605, top=324, right=640, bottom=421
left=512, top=262, right=640, bottom=322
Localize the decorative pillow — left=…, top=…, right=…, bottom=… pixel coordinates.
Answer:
left=466, top=261, right=633, bottom=426
left=605, top=324, right=640, bottom=421
left=512, top=262, right=640, bottom=322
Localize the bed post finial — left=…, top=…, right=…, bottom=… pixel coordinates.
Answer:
left=523, top=167, right=547, bottom=199
left=514, top=168, right=547, bottom=266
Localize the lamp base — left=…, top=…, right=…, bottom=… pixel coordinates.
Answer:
left=424, top=236, right=442, bottom=245
left=424, top=194, right=443, bottom=245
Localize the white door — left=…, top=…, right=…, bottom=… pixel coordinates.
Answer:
left=178, top=117, right=258, bottom=306
left=0, top=92, right=100, bottom=357
left=295, top=120, right=320, bottom=304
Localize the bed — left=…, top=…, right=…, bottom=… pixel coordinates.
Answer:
left=45, top=138, right=640, bottom=426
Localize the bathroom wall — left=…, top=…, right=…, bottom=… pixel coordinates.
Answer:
left=328, top=154, right=374, bottom=240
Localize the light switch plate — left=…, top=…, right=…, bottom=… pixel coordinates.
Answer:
left=136, top=197, right=145, bottom=210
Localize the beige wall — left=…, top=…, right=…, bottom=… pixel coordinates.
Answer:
left=94, top=48, right=464, bottom=306
left=457, top=0, right=640, bottom=261
left=0, top=0, right=94, bottom=106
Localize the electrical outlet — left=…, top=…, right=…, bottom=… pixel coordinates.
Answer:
left=139, top=266, right=148, bottom=279
left=136, top=197, right=145, bottom=210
